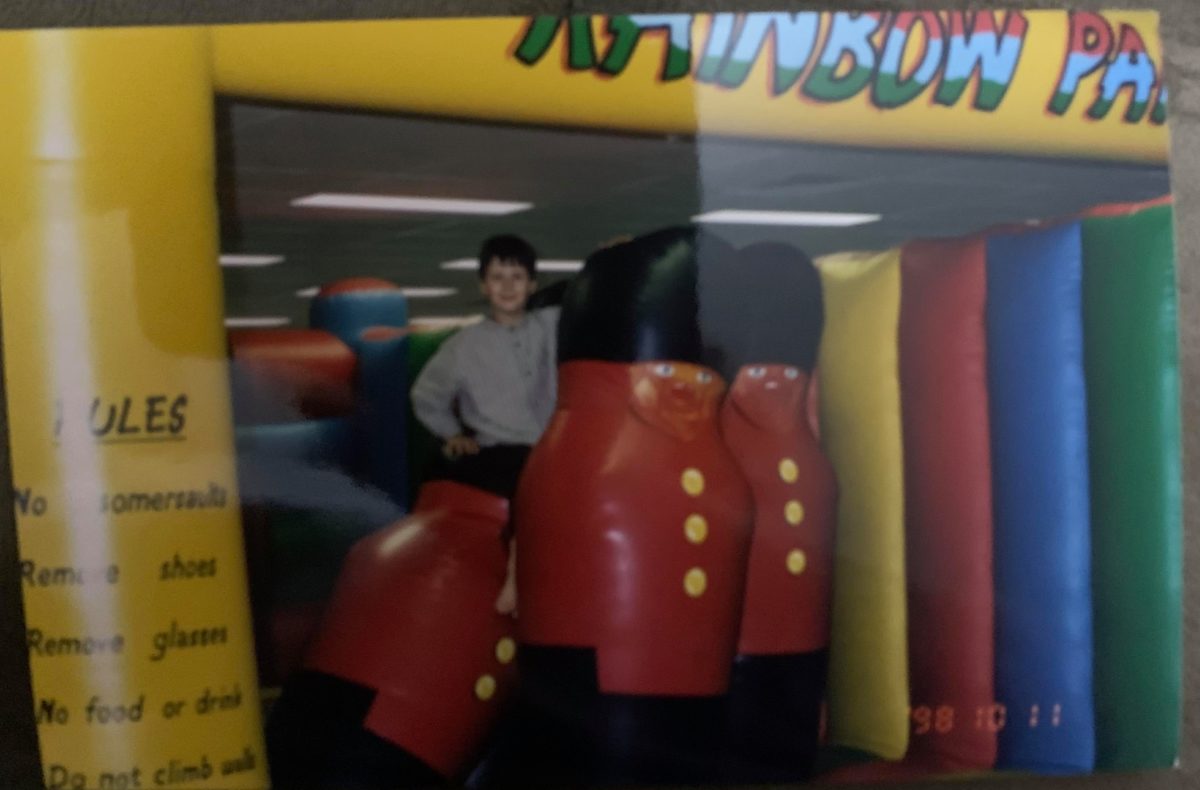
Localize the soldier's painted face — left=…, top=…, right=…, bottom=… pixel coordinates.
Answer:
left=629, top=361, right=724, bottom=440
left=728, top=364, right=806, bottom=432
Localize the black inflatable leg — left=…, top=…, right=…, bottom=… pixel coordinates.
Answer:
left=482, top=646, right=725, bottom=787
left=266, top=671, right=447, bottom=789
left=723, top=650, right=827, bottom=783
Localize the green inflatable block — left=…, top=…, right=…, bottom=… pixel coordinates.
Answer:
left=406, top=327, right=458, bottom=499
left=269, top=508, right=380, bottom=604
left=1082, top=204, right=1182, bottom=771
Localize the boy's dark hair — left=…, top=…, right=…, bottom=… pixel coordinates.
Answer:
left=479, top=234, right=537, bottom=280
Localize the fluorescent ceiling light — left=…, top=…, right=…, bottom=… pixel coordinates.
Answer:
left=296, top=286, right=458, bottom=299
left=692, top=210, right=880, bottom=227
left=440, top=259, right=480, bottom=271
left=440, top=258, right=584, bottom=273
left=220, top=254, right=285, bottom=267
left=225, top=316, right=291, bottom=328
left=292, top=193, right=531, bottom=216
left=537, top=260, right=586, bottom=273
left=410, top=314, right=484, bottom=328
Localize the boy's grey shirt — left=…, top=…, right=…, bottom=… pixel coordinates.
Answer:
left=411, top=306, right=561, bottom=446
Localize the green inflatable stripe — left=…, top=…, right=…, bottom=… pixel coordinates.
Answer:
left=1083, top=204, right=1182, bottom=771
left=406, top=327, right=459, bottom=500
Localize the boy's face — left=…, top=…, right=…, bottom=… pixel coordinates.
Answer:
left=480, top=258, right=536, bottom=316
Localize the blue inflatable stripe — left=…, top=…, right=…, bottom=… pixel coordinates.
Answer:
left=356, top=332, right=411, bottom=511
left=986, top=222, right=1095, bottom=774
left=310, top=289, right=409, bottom=348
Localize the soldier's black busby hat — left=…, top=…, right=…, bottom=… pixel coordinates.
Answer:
left=699, top=241, right=824, bottom=380
left=558, top=227, right=736, bottom=365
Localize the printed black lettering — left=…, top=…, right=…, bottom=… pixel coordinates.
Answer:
left=149, top=621, right=229, bottom=661
left=35, top=697, right=69, bottom=725
left=116, top=398, right=140, bottom=435
left=145, top=395, right=168, bottom=434
left=169, top=395, right=188, bottom=434
left=22, top=560, right=120, bottom=587
left=28, top=629, right=124, bottom=657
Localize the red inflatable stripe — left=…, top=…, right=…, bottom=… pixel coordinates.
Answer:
left=898, top=238, right=997, bottom=771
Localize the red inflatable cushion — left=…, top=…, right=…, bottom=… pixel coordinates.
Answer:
left=229, top=328, right=356, bottom=421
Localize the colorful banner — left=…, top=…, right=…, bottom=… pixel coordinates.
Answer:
left=211, top=11, right=1168, bottom=163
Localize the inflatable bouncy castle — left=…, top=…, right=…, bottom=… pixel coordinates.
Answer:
left=263, top=196, right=1180, bottom=787
left=0, top=16, right=1181, bottom=790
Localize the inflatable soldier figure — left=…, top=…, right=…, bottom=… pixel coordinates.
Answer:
left=265, top=456, right=520, bottom=790
left=504, top=227, right=754, bottom=786
left=702, top=241, right=836, bottom=782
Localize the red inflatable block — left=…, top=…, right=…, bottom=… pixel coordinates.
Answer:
left=721, top=365, right=836, bottom=655
left=898, top=237, right=997, bottom=770
left=229, top=328, right=356, bottom=421
left=517, top=360, right=753, bottom=696
left=268, top=601, right=328, bottom=684
left=1079, top=193, right=1172, bottom=218
left=305, top=482, right=517, bottom=778
left=318, top=277, right=403, bottom=296
left=818, top=758, right=939, bottom=783
left=359, top=325, right=411, bottom=342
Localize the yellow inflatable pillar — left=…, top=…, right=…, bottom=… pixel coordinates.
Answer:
left=0, top=28, right=268, bottom=788
left=817, top=249, right=910, bottom=760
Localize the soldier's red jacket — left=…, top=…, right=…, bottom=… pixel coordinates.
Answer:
left=516, top=359, right=753, bottom=696
left=720, top=365, right=836, bottom=655
left=304, top=481, right=517, bottom=778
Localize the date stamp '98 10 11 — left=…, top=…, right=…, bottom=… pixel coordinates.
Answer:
left=910, top=703, right=1063, bottom=735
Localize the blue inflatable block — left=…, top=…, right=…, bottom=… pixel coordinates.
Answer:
left=235, top=419, right=355, bottom=469
left=986, top=222, right=1095, bottom=774
left=236, top=418, right=403, bottom=524
left=310, top=287, right=409, bottom=348
left=356, top=332, right=411, bottom=511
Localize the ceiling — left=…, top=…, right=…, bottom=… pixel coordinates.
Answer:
left=215, top=99, right=1171, bottom=326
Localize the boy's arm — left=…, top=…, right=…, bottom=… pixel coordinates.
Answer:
left=410, top=339, right=464, bottom=440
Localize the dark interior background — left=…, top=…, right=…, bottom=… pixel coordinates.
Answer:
left=215, top=98, right=1170, bottom=326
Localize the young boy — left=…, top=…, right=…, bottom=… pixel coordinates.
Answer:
left=411, top=233, right=559, bottom=493
left=411, top=235, right=558, bottom=616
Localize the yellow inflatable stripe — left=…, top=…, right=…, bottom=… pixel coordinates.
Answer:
left=817, top=249, right=909, bottom=760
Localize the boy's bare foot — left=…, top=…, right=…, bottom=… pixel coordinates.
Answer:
left=494, top=577, right=517, bottom=617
